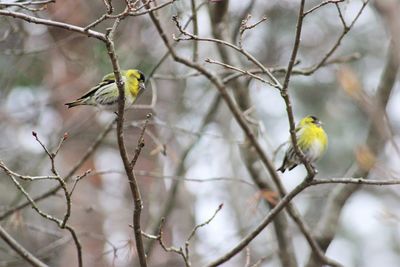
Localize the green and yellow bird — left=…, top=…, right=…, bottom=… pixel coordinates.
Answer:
left=277, top=115, right=328, bottom=173
left=65, top=69, right=146, bottom=109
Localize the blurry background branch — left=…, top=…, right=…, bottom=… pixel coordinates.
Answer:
left=144, top=92, right=222, bottom=258
left=0, top=224, right=49, bottom=267
left=207, top=2, right=297, bottom=266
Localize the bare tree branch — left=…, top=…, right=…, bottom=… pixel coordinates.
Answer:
left=0, top=9, right=106, bottom=40
left=280, top=0, right=316, bottom=178
left=143, top=204, right=223, bottom=267
left=303, top=0, right=345, bottom=17
left=0, top=161, right=83, bottom=267
left=104, top=18, right=148, bottom=267
left=0, top=119, right=116, bottom=221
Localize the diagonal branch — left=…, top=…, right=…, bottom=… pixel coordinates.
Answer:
left=0, top=9, right=105, bottom=40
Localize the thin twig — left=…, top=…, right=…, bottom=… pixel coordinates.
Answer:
left=301, top=0, right=370, bottom=75
left=103, top=0, right=113, bottom=14
left=82, top=169, right=258, bottom=187
left=172, top=16, right=281, bottom=89
left=143, top=218, right=189, bottom=266
left=0, top=119, right=115, bottom=221
left=69, top=169, right=92, bottom=197
left=145, top=0, right=208, bottom=82
left=84, top=0, right=175, bottom=30
left=220, top=53, right=361, bottom=83
left=335, top=3, right=347, bottom=28
left=0, top=162, right=82, bottom=267
left=238, top=14, right=267, bottom=49
left=0, top=0, right=55, bottom=12
left=303, top=0, right=345, bottom=17
left=130, top=113, right=152, bottom=168
left=205, top=58, right=274, bottom=86
left=231, top=0, right=257, bottom=41
left=142, top=204, right=223, bottom=267
left=31, top=132, right=71, bottom=228
left=0, top=164, right=58, bottom=181
left=184, top=204, right=223, bottom=263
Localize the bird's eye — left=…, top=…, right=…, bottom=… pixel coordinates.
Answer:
left=139, top=73, right=145, bottom=82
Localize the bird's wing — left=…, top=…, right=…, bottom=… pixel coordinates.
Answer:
left=76, top=71, right=128, bottom=101
left=76, top=79, right=115, bottom=100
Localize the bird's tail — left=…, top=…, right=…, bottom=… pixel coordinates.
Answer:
left=277, top=156, right=287, bottom=173
left=277, top=165, right=286, bottom=173
left=65, top=99, right=85, bottom=108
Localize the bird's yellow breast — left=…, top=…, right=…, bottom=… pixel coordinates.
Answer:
left=125, top=70, right=140, bottom=98
left=297, top=124, right=328, bottom=151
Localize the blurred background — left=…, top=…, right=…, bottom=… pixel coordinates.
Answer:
left=0, top=0, right=399, bottom=266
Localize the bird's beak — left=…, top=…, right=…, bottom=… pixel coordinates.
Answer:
left=317, top=120, right=323, bottom=126
left=139, top=81, right=146, bottom=91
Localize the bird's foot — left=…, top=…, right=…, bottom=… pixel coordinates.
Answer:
left=311, top=164, right=318, bottom=175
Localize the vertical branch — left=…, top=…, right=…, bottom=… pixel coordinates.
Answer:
left=279, top=0, right=316, bottom=178
left=190, top=0, right=199, bottom=62
left=104, top=19, right=147, bottom=267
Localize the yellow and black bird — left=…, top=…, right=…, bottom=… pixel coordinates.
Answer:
left=65, top=69, right=146, bottom=109
left=277, top=115, right=328, bottom=173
